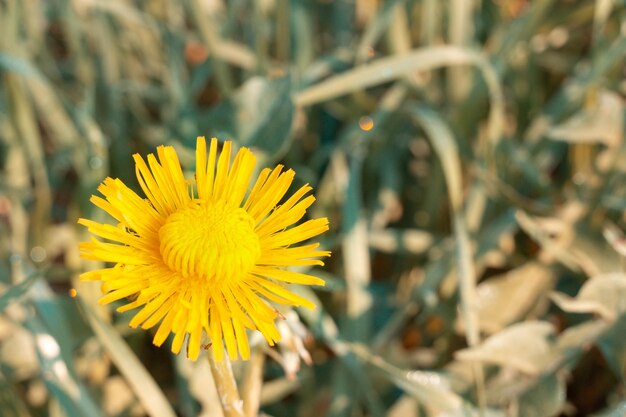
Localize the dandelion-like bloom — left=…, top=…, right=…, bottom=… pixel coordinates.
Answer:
left=79, top=137, right=330, bottom=361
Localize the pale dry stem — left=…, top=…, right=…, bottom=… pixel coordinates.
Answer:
left=208, top=347, right=244, bottom=417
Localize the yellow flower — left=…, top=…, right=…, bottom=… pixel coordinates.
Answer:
left=79, top=137, right=330, bottom=361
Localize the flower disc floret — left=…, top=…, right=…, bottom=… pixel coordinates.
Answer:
left=159, top=200, right=261, bottom=280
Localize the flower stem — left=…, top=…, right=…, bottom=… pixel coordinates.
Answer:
left=208, top=347, right=244, bottom=417
left=241, top=347, right=265, bottom=417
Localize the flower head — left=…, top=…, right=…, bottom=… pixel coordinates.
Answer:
left=79, top=137, right=330, bottom=361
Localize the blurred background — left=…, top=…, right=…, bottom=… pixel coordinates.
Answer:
left=1, top=0, right=626, bottom=416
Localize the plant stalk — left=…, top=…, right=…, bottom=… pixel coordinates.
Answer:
left=208, top=347, right=244, bottom=417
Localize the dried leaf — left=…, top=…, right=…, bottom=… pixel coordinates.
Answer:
left=455, top=321, right=556, bottom=375
left=551, top=274, right=626, bottom=321
left=458, top=262, right=555, bottom=334
left=547, top=91, right=624, bottom=147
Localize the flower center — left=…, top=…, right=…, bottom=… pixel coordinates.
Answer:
left=159, top=200, right=261, bottom=281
